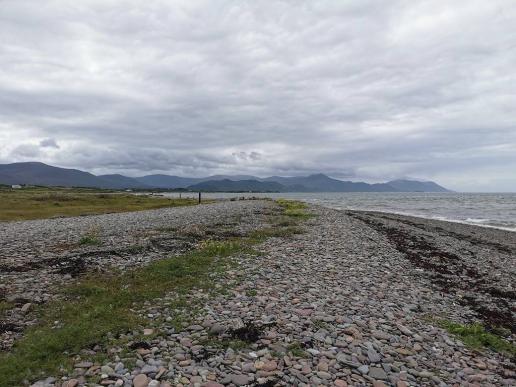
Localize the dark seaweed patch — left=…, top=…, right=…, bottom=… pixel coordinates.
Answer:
left=128, top=341, right=151, bottom=350
left=228, top=321, right=263, bottom=342
left=349, top=212, right=515, bottom=333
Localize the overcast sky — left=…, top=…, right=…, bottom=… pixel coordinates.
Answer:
left=1, top=1, right=515, bottom=191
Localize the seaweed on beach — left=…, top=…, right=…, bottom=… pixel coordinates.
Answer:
left=349, top=212, right=516, bottom=333
left=228, top=321, right=263, bottom=342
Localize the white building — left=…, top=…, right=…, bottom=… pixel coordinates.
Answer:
left=11, top=184, right=22, bottom=189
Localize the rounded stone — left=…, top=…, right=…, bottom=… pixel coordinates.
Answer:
left=133, top=374, right=149, bottom=387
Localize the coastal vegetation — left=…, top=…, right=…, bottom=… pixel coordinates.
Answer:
left=0, top=187, right=198, bottom=222
left=439, top=320, right=515, bottom=356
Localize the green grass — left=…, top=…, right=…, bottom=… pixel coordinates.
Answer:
left=78, top=226, right=102, bottom=246
left=0, top=187, right=198, bottom=222
left=273, top=216, right=298, bottom=227
left=288, top=342, right=307, bottom=358
left=439, top=321, right=516, bottom=356
left=0, top=301, right=13, bottom=316
left=78, top=235, right=101, bottom=246
left=276, top=199, right=312, bottom=218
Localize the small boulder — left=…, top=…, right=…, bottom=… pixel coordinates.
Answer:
left=133, top=374, right=149, bottom=387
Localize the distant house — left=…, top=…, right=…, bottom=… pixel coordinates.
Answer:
left=11, top=184, right=22, bottom=189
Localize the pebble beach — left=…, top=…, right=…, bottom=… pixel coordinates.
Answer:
left=1, top=200, right=514, bottom=387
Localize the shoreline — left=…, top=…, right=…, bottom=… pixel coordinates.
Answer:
left=342, top=207, right=516, bottom=233
left=343, top=207, right=516, bottom=235
left=315, top=205, right=516, bottom=233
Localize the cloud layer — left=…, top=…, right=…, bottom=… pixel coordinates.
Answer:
left=1, top=0, right=515, bottom=191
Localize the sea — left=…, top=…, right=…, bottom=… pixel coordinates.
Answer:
left=163, top=192, right=516, bottom=232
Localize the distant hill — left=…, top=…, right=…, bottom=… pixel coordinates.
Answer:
left=135, top=174, right=260, bottom=189
left=0, top=162, right=107, bottom=188
left=386, top=179, right=450, bottom=192
left=188, top=179, right=284, bottom=192
left=0, top=162, right=451, bottom=192
left=264, top=173, right=396, bottom=192
left=98, top=174, right=150, bottom=189
left=135, top=175, right=201, bottom=189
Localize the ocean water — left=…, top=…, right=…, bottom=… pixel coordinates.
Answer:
left=164, top=192, right=516, bottom=232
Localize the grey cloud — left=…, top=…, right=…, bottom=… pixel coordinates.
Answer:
left=39, top=138, right=60, bottom=148
left=0, top=0, right=515, bottom=191
left=10, top=143, right=41, bottom=158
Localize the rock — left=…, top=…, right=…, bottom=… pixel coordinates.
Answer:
left=254, top=360, right=265, bottom=370
left=358, top=365, right=369, bottom=374
left=467, top=374, right=488, bottom=383
left=334, top=380, right=348, bottom=387
left=21, top=302, right=32, bottom=313
left=155, top=367, right=167, bottom=379
left=317, top=371, right=332, bottom=380
left=209, top=323, right=225, bottom=335
left=372, top=330, right=391, bottom=340
left=66, top=380, right=79, bottom=387
left=143, top=328, right=154, bottom=336
left=203, top=383, right=224, bottom=387
left=231, top=374, right=250, bottom=386
left=100, top=365, right=114, bottom=374
left=262, top=360, right=277, bottom=372
left=369, top=367, right=388, bottom=380
left=396, top=324, right=412, bottom=336
left=141, top=364, right=158, bottom=374
left=242, top=362, right=255, bottom=372
left=133, top=374, right=149, bottom=387
left=396, top=348, right=413, bottom=356
left=317, top=361, right=329, bottom=372
left=367, top=348, right=381, bottom=363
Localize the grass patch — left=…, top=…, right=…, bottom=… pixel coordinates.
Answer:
left=288, top=342, right=307, bottom=358
left=276, top=199, right=312, bottom=218
left=78, top=226, right=102, bottom=246
left=0, top=301, right=13, bottom=316
left=313, top=320, right=331, bottom=330
left=439, top=321, right=516, bottom=356
left=78, top=235, right=101, bottom=246
left=0, top=187, right=198, bottom=222
left=273, top=216, right=298, bottom=227
left=0, top=239, right=253, bottom=386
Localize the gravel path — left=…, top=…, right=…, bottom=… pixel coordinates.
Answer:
left=47, top=205, right=516, bottom=387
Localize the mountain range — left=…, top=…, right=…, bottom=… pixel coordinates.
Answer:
left=0, top=162, right=450, bottom=192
